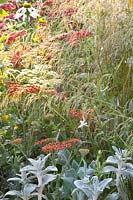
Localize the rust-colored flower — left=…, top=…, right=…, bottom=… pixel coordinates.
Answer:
left=69, top=108, right=94, bottom=120
left=0, top=23, right=4, bottom=29
left=35, top=138, right=49, bottom=145
left=46, top=90, right=57, bottom=95
left=41, top=142, right=71, bottom=152
left=61, top=92, right=67, bottom=101
left=66, top=29, right=92, bottom=47
left=41, top=138, right=80, bottom=153
left=12, top=138, right=22, bottom=144
left=67, top=138, right=80, bottom=143
left=4, top=13, right=14, bottom=19
left=42, top=0, right=54, bottom=7
left=69, top=109, right=83, bottom=119
left=6, top=81, right=40, bottom=96
left=51, top=29, right=91, bottom=47
left=64, top=8, right=75, bottom=17
left=6, top=30, right=26, bottom=45
left=0, top=3, right=16, bottom=11
left=10, top=51, right=23, bottom=68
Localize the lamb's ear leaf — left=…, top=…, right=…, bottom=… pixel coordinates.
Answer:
left=74, top=180, right=91, bottom=198
left=103, top=166, right=117, bottom=173
left=42, top=174, right=57, bottom=186
left=20, top=165, right=36, bottom=172
left=42, top=195, right=48, bottom=200
left=7, top=177, right=21, bottom=182
left=23, top=184, right=37, bottom=196
left=43, top=165, right=58, bottom=174
left=99, top=178, right=112, bottom=191
left=106, top=192, right=119, bottom=200
left=5, top=190, right=21, bottom=197
left=106, top=156, right=118, bottom=164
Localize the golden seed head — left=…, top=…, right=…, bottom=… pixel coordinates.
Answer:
left=23, top=3, right=32, bottom=8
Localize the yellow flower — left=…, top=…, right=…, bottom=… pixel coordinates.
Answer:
left=0, top=129, right=7, bottom=136
left=35, top=25, right=40, bottom=29
left=0, top=34, right=7, bottom=43
left=14, top=125, right=19, bottom=130
left=12, top=138, right=22, bottom=144
left=0, top=43, right=4, bottom=51
left=1, top=115, right=9, bottom=122
left=23, top=2, right=32, bottom=8
left=0, top=8, right=8, bottom=19
left=38, top=17, right=47, bottom=23
left=31, top=33, right=40, bottom=42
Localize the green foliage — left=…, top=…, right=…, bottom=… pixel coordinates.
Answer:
left=0, top=0, right=132, bottom=197
left=0, top=0, right=8, bottom=4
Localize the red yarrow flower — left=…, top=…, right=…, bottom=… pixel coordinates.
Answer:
left=4, top=13, right=14, bottom=19
left=46, top=90, right=57, bottom=95
left=61, top=92, right=67, bottom=100
left=0, top=2, right=16, bottom=11
left=6, top=81, right=40, bottom=96
left=42, top=0, right=54, bottom=7
left=69, top=109, right=83, bottom=119
left=67, top=138, right=80, bottom=143
left=35, top=138, right=49, bottom=145
left=0, top=23, right=4, bottom=29
left=10, top=51, right=23, bottom=68
left=12, top=138, right=22, bottom=144
left=41, top=138, right=80, bottom=153
left=67, top=29, right=92, bottom=47
left=46, top=90, right=67, bottom=101
left=64, top=8, right=75, bottom=17
left=51, top=30, right=91, bottom=47
left=69, top=108, right=94, bottom=120
left=6, top=30, right=26, bottom=45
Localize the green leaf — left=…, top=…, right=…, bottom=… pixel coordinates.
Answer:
left=0, top=0, right=8, bottom=4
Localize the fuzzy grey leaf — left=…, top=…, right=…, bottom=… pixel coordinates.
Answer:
left=43, top=166, right=58, bottom=174
left=20, top=165, right=36, bottom=172
left=5, top=190, right=21, bottom=197
left=106, top=192, right=119, bottom=200
left=103, top=166, right=117, bottom=173
left=7, top=177, right=21, bottom=182
left=106, top=156, right=118, bottom=164
left=99, top=178, right=112, bottom=191
left=42, top=174, right=57, bottom=186
left=74, top=180, right=91, bottom=198
left=23, top=184, right=37, bottom=196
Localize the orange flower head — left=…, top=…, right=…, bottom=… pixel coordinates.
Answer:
left=41, top=138, right=80, bottom=153
left=12, top=138, right=22, bottom=144
left=35, top=138, right=49, bottom=145
left=10, top=51, right=23, bottom=68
